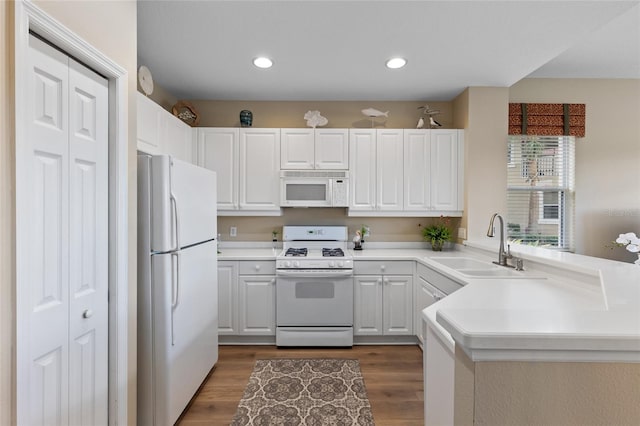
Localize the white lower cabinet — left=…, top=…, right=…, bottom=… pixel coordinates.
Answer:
left=354, top=261, right=413, bottom=336
left=217, top=261, right=238, bottom=334
left=415, top=263, right=463, bottom=344
left=415, top=276, right=444, bottom=344
left=238, top=275, right=276, bottom=335
left=217, top=260, right=276, bottom=336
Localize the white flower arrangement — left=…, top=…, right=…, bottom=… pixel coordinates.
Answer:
left=614, top=232, right=640, bottom=265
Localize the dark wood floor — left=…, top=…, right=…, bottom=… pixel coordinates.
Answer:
left=178, top=345, right=424, bottom=425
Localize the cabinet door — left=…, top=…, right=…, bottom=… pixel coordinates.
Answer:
left=404, top=130, right=431, bottom=211
left=376, top=129, right=404, bottom=211
left=383, top=275, right=413, bottom=335
left=217, top=262, right=237, bottom=335
left=162, top=113, right=192, bottom=163
left=137, top=92, right=163, bottom=154
left=197, top=128, right=239, bottom=210
left=349, top=129, right=376, bottom=211
left=315, top=129, right=349, bottom=169
left=354, top=275, right=383, bottom=335
left=280, top=128, right=314, bottom=169
left=416, top=276, right=440, bottom=344
left=239, top=128, right=281, bottom=211
left=238, top=275, right=276, bottom=335
left=430, top=130, right=459, bottom=211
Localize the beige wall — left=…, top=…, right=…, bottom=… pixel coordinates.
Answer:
left=510, top=79, right=640, bottom=261
left=218, top=209, right=459, bottom=244
left=2, top=1, right=138, bottom=423
left=455, top=87, right=510, bottom=244
left=190, top=99, right=453, bottom=129
left=0, top=2, right=15, bottom=425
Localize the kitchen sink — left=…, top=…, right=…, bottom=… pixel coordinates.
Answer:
left=429, top=257, right=495, bottom=270
left=457, top=268, right=546, bottom=279
left=429, top=256, right=547, bottom=279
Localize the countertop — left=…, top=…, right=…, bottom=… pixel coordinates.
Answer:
left=216, top=241, right=640, bottom=362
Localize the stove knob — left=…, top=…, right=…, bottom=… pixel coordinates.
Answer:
left=338, top=261, right=344, bottom=268
left=329, top=261, right=335, bottom=268
left=284, top=261, right=291, bottom=268
left=293, top=261, right=300, bottom=268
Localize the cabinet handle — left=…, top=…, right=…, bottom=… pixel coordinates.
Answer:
left=377, top=278, right=382, bottom=285
left=383, top=278, right=389, bottom=284
left=82, top=309, right=93, bottom=319
left=255, top=264, right=261, bottom=271
left=380, top=265, right=386, bottom=272
left=270, top=278, right=275, bottom=284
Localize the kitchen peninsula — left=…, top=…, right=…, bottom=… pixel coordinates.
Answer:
left=218, top=240, right=640, bottom=425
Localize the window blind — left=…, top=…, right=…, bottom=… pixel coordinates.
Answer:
left=506, top=136, right=575, bottom=250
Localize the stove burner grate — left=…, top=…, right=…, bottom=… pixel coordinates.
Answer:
left=285, top=248, right=308, bottom=257
left=322, top=248, right=345, bottom=257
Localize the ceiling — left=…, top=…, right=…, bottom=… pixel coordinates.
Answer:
left=137, top=0, right=640, bottom=101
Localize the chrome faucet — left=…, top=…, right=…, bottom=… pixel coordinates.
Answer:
left=486, top=213, right=512, bottom=267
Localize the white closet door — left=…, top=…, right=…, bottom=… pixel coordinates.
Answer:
left=18, top=35, right=108, bottom=426
left=67, top=58, right=109, bottom=426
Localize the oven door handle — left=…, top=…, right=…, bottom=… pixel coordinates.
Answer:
left=276, top=270, right=354, bottom=278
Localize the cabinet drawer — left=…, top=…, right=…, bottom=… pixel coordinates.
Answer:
left=238, top=260, right=276, bottom=275
left=354, top=260, right=414, bottom=275
left=417, top=263, right=463, bottom=295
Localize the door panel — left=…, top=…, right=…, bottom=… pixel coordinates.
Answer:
left=23, top=35, right=70, bottom=426
left=19, top=35, right=108, bottom=425
left=68, top=57, right=109, bottom=425
left=354, top=276, right=382, bottom=335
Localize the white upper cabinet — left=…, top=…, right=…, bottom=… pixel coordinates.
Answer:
left=196, top=127, right=282, bottom=215
left=349, top=129, right=403, bottom=214
left=196, top=128, right=239, bottom=211
left=137, top=92, right=192, bottom=162
left=314, top=129, right=349, bottom=169
left=403, top=129, right=463, bottom=213
left=430, top=130, right=463, bottom=212
left=349, top=129, right=377, bottom=211
left=162, top=110, right=193, bottom=162
left=281, top=128, right=348, bottom=170
left=280, top=128, right=314, bottom=169
left=404, top=130, right=431, bottom=211
left=137, top=93, right=162, bottom=154
left=239, top=128, right=281, bottom=212
left=376, top=129, right=404, bottom=211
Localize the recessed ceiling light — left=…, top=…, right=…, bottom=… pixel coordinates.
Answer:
left=386, top=57, right=407, bottom=69
left=253, top=57, right=273, bottom=69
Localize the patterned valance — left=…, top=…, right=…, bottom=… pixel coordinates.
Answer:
left=509, top=103, right=585, bottom=137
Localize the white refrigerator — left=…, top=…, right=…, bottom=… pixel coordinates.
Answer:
left=137, top=154, right=218, bottom=425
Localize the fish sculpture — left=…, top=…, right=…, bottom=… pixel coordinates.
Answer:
left=304, top=110, right=328, bottom=128
left=361, top=108, right=389, bottom=118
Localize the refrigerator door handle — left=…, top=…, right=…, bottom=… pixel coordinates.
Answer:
left=170, top=193, right=180, bottom=251
left=171, top=251, right=180, bottom=346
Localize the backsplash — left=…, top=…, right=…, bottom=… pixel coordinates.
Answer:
left=217, top=209, right=461, bottom=243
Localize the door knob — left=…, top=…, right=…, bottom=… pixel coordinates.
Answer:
left=82, top=309, right=93, bottom=319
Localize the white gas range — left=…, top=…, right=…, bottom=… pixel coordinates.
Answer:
left=276, top=226, right=353, bottom=271
left=275, top=226, right=354, bottom=347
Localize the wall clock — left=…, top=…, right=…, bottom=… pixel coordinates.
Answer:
left=138, top=65, right=154, bottom=96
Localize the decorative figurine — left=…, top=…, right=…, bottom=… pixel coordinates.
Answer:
left=353, top=230, right=363, bottom=251
left=304, top=110, right=328, bottom=128
left=240, top=110, right=253, bottom=127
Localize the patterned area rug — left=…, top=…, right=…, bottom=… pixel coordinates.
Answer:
left=231, top=358, right=375, bottom=425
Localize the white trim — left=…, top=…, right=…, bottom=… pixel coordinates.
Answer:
left=14, top=1, right=129, bottom=425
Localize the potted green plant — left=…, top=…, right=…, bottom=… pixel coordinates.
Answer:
left=422, top=217, right=452, bottom=251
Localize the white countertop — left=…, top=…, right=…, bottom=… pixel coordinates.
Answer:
left=216, top=241, right=640, bottom=362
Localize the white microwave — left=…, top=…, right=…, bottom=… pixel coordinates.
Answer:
left=280, top=170, right=349, bottom=207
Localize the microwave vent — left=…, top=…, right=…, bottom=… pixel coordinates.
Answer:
left=281, top=170, right=348, bottom=178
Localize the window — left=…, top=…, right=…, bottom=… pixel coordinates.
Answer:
left=506, top=136, right=575, bottom=250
